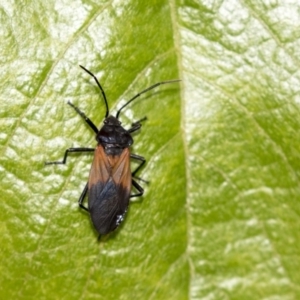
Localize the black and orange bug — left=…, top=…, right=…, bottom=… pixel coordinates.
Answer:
left=46, top=65, right=180, bottom=237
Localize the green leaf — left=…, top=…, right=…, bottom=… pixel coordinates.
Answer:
left=1, top=1, right=300, bottom=299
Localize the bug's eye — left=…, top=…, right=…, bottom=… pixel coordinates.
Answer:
left=104, top=119, right=107, bottom=124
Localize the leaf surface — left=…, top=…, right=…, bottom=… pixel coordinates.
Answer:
left=1, top=1, right=300, bottom=299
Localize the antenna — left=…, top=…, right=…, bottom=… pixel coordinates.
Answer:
left=116, top=79, right=181, bottom=119
left=79, top=65, right=109, bottom=118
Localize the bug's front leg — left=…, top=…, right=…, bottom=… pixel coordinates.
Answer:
left=67, top=101, right=99, bottom=134
left=127, top=117, right=147, bottom=133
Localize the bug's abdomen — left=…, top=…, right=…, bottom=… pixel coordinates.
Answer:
left=88, top=179, right=130, bottom=234
left=88, top=145, right=132, bottom=235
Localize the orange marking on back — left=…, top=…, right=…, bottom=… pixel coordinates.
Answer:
left=88, top=145, right=131, bottom=189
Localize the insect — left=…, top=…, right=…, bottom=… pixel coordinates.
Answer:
left=46, top=65, right=180, bottom=237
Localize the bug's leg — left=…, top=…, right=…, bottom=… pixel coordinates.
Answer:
left=130, top=153, right=146, bottom=177
left=45, top=148, right=94, bottom=165
left=127, top=117, right=147, bottom=133
left=67, top=101, right=99, bottom=134
left=78, top=182, right=89, bottom=211
left=130, top=179, right=144, bottom=198
left=130, top=153, right=148, bottom=194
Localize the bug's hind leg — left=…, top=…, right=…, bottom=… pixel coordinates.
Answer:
left=130, top=179, right=144, bottom=198
left=78, top=182, right=89, bottom=211
left=130, top=153, right=147, bottom=199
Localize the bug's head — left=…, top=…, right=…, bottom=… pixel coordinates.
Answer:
left=104, top=115, right=121, bottom=126
left=97, top=115, right=133, bottom=147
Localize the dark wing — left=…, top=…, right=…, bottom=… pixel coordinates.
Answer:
left=88, top=146, right=131, bottom=235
